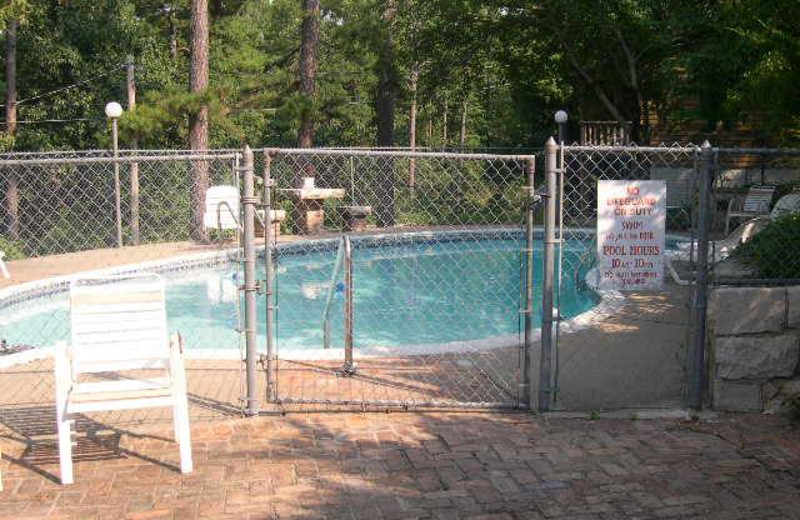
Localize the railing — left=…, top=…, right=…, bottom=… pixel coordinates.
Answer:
left=579, top=120, right=632, bottom=145
left=321, top=235, right=347, bottom=350
left=320, top=234, right=356, bottom=375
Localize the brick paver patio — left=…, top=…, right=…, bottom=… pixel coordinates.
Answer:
left=1, top=411, right=799, bottom=519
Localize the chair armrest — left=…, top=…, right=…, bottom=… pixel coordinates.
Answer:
left=54, top=341, right=74, bottom=401
left=170, top=332, right=185, bottom=355
left=169, top=333, right=188, bottom=394
left=727, top=195, right=744, bottom=213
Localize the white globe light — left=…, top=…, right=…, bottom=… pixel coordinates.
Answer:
left=105, top=101, right=123, bottom=119
left=554, top=110, right=568, bottom=124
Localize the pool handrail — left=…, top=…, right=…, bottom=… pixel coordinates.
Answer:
left=322, top=235, right=347, bottom=349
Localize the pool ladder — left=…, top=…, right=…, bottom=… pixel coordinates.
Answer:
left=321, top=234, right=356, bottom=376
left=573, top=237, right=598, bottom=289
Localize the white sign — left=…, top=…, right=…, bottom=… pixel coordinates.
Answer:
left=596, top=180, right=666, bottom=290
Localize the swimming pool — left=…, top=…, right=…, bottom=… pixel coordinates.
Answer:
left=0, top=231, right=599, bottom=355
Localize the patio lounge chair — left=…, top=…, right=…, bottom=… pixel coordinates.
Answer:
left=725, top=184, right=776, bottom=234
left=0, top=251, right=9, bottom=279
left=54, top=274, right=192, bottom=485
left=673, top=193, right=800, bottom=263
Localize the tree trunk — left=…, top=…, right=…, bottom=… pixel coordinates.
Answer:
left=168, top=10, right=178, bottom=60
left=376, top=0, right=397, bottom=147
left=298, top=0, right=319, bottom=150
left=459, top=98, right=468, bottom=148
left=127, top=55, right=141, bottom=245
left=442, top=98, right=447, bottom=146
left=374, top=0, right=397, bottom=226
left=426, top=102, right=433, bottom=146
left=3, top=19, right=19, bottom=240
left=189, top=0, right=210, bottom=242
left=212, top=0, right=224, bottom=17
left=408, top=64, right=419, bottom=189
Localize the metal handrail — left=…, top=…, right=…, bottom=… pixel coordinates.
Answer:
left=573, top=238, right=597, bottom=288
left=321, top=235, right=347, bottom=349
left=342, top=235, right=355, bottom=375
left=320, top=234, right=356, bottom=376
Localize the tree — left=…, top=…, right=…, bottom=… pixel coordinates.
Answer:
left=297, top=0, right=319, bottom=149
left=679, top=0, right=800, bottom=144
left=3, top=16, right=18, bottom=239
left=189, top=0, right=210, bottom=241
left=375, top=0, right=397, bottom=147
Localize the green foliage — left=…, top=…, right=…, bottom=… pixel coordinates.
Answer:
left=677, top=0, right=800, bottom=144
left=735, top=214, right=800, bottom=278
left=0, top=0, right=798, bottom=152
left=0, top=235, right=25, bottom=259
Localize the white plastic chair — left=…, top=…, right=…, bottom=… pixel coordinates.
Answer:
left=54, top=274, right=192, bottom=485
left=672, top=193, right=800, bottom=265
left=0, top=251, right=9, bottom=279
left=203, top=185, right=240, bottom=230
left=725, top=185, right=776, bottom=234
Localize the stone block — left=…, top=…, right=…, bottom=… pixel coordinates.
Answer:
left=712, top=379, right=763, bottom=412
left=710, top=287, right=785, bottom=336
left=763, top=377, right=800, bottom=414
left=786, top=287, right=800, bottom=329
left=715, top=335, right=799, bottom=380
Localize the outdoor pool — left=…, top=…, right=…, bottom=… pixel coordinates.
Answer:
left=0, top=232, right=599, bottom=355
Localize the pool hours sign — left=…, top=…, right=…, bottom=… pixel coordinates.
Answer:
left=596, top=180, right=666, bottom=290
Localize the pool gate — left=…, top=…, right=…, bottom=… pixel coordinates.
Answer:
left=253, top=149, right=534, bottom=410
left=535, top=141, right=704, bottom=411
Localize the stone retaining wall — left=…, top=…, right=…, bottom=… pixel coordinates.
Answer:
left=709, top=287, right=800, bottom=413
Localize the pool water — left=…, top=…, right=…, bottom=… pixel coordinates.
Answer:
left=1, top=237, right=597, bottom=352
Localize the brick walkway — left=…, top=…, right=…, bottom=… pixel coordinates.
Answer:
left=2, top=412, right=799, bottom=519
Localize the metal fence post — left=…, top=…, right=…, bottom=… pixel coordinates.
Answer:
left=539, top=137, right=558, bottom=412
left=112, top=119, right=123, bottom=248
left=262, top=150, right=276, bottom=403
left=688, top=140, right=713, bottom=409
left=242, top=145, right=260, bottom=416
left=522, top=157, right=536, bottom=408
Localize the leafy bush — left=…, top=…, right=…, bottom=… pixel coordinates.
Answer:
left=0, top=236, right=26, bottom=260
left=735, top=213, right=800, bottom=278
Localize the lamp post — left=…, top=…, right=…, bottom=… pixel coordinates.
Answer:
left=554, top=110, right=568, bottom=145
left=105, top=101, right=124, bottom=248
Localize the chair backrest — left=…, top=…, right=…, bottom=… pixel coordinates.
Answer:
left=70, top=274, right=169, bottom=375
left=650, top=167, right=693, bottom=207
left=742, top=185, right=776, bottom=213
left=203, top=185, right=240, bottom=230
left=770, top=193, right=800, bottom=220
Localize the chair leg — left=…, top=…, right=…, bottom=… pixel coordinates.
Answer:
left=56, top=411, right=74, bottom=485
left=174, top=396, right=193, bottom=474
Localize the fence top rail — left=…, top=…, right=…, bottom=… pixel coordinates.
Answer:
left=0, top=148, right=243, bottom=158
left=715, top=147, right=800, bottom=156
left=257, top=147, right=536, bottom=162
left=0, top=153, right=240, bottom=166
left=563, top=143, right=800, bottom=156
left=562, top=144, right=700, bottom=153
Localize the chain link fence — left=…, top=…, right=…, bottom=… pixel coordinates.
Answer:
left=709, top=149, right=800, bottom=284
left=261, top=149, right=533, bottom=409
left=544, top=143, right=698, bottom=411
left=0, top=151, right=250, bottom=439
left=3, top=143, right=800, bottom=424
